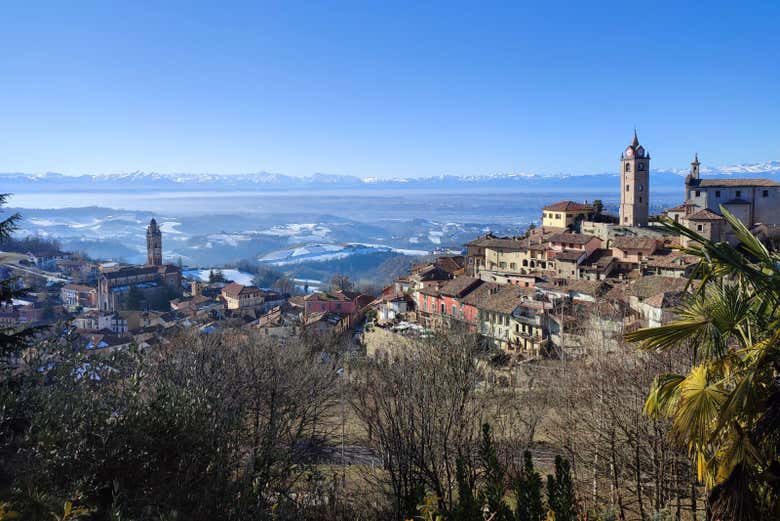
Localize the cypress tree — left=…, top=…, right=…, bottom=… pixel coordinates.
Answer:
left=515, top=450, right=544, bottom=521
left=452, top=456, right=480, bottom=521
left=547, top=456, right=576, bottom=521
left=478, top=423, right=512, bottom=521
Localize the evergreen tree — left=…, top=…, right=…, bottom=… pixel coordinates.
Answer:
left=514, top=450, right=544, bottom=521
left=546, top=456, right=576, bottom=521
left=0, top=194, right=31, bottom=355
left=452, top=456, right=480, bottom=521
left=478, top=423, right=512, bottom=521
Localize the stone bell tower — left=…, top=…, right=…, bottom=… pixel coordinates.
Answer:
left=619, top=130, right=650, bottom=227
left=146, top=218, right=163, bottom=266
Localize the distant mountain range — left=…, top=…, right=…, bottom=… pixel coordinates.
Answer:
left=2, top=160, right=780, bottom=194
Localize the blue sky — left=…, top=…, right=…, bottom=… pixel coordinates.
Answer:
left=1, top=1, right=778, bottom=178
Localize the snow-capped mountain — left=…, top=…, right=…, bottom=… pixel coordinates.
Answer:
left=2, top=160, right=779, bottom=193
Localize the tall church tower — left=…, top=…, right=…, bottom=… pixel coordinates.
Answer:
left=619, top=131, right=650, bottom=227
left=146, top=218, right=163, bottom=266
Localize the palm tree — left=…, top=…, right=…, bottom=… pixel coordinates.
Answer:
left=626, top=207, right=780, bottom=521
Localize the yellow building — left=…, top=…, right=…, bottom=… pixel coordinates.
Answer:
left=541, top=200, right=594, bottom=229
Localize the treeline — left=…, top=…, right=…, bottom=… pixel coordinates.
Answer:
left=0, top=235, right=63, bottom=256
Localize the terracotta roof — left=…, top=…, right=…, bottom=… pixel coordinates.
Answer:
left=461, top=282, right=501, bottom=307
left=543, top=200, right=593, bottom=212
left=697, top=178, right=779, bottom=187
left=554, top=249, right=586, bottom=262
left=629, top=276, right=690, bottom=300
left=612, top=236, right=658, bottom=251
left=665, top=202, right=696, bottom=213
left=580, top=249, right=615, bottom=269
left=644, top=290, right=685, bottom=309
left=548, top=232, right=599, bottom=245
left=436, top=256, right=466, bottom=273
left=304, top=291, right=351, bottom=302
left=476, top=285, right=533, bottom=314
left=480, top=238, right=529, bottom=250
left=686, top=208, right=723, bottom=221
left=222, top=283, right=262, bottom=299
left=537, top=279, right=611, bottom=297
left=439, top=276, right=482, bottom=298
left=644, top=251, right=699, bottom=268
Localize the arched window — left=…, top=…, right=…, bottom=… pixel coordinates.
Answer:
left=625, top=163, right=631, bottom=172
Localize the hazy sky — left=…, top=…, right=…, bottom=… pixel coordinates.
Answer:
left=1, top=1, right=778, bottom=178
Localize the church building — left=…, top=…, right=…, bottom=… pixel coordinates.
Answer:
left=666, top=155, right=780, bottom=245
left=97, top=218, right=182, bottom=312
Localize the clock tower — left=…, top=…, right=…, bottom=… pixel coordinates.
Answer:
left=146, top=218, right=163, bottom=266
left=619, top=130, right=650, bottom=227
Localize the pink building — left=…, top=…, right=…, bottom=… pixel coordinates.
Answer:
left=548, top=233, right=602, bottom=256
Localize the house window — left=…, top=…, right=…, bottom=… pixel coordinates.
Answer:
left=639, top=184, right=644, bottom=192
left=697, top=224, right=703, bottom=231
left=736, top=190, right=741, bottom=198
left=695, top=190, right=701, bottom=197
left=715, top=191, right=721, bottom=197
left=451, top=304, right=457, bottom=315
left=763, top=190, right=769, bottom=197
left=555, top=213, right=561, bottom=219
left=440, top=303, right=445, bottom=314
left=639, top=197, right=642, bottom=203
left=510, top=262, right=516, bottom=270
left=626, top=184, right=630, bottom=192
left=625, top=163, right=631, bottom=172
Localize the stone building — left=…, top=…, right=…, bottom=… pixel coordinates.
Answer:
left=668, top=154, right=780, bottom=245
left=147, top=218, right=163, bottom=266
left=96, top=218, right=181, bottom=312
left=619, top=131, right=650, bottom=227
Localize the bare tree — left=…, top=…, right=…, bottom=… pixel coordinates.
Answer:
left=350, top=330, right=486, bottom=520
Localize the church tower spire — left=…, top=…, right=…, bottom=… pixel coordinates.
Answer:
left=690, top=153, right=700, bottom=180
left=619, top=131, right=650, bottom=227
left=146, top=218, right=162, bottom=266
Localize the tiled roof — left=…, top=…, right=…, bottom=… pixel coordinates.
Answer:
left=436, top=256, right=466, bottom=273
left=543, top=200, right=593, bottom=212
left=537, top=279, right=611, bottom=297
left=612, top=236, right=658, bottom=251
left=554, top=249, right=586, bottom=262
left=461, top=282, right=501, bottom=307
left=439, top=276, right=482, bottom=298
left=101, top=265, right=159, bottom=279
left=480, top=238, right=529, bottom=250
left=548, top=233, right=599, bottom=245
left=644, top=251, right=699, bottom=268
left=222, top=283, right=262, bottom=299
left=629, top=276, right=690, bottom=300
left=476, top=285, right=532, bottom=314
left=580, top=248, right=615, bottom=269
left=698, top=178, right=779, bottom=187
left=665, top=202, right=696, bottom=213
left=686, top=208, right=723, bottom=221
left=644, top=291, right=685, bottom=309
left=304, top=291, right=351, bottom=302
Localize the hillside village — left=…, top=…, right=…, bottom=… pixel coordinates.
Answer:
left=2, top=133, right=780, bottom=360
